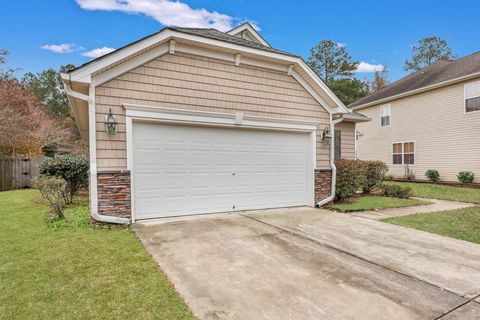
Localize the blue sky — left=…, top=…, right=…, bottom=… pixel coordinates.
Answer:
left=2, top=0, right=480, bottom=82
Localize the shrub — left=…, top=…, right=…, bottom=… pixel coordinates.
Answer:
left=457, top=171, right=475, bottom=183
left=381, top=184, right=412, bottom=198
left=363, top=161, right=388, bottom=193
left=425, top=169, right=440, bottom=182
left=33, top=176, right=69, bottom=219
left=335, top=159, right=367, bottom=201
left=39, top=155, right=89, bottom=203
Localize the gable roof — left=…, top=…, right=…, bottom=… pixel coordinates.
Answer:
left=63, top=25, right=350, bottom=114
left=226, top=22, right=271, bottom=47
left=169, top=26, right=296, bottom=57
left=350, top=52, right=480, bottom=109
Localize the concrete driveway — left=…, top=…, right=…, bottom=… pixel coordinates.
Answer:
left=133, top=207, right=480, bottom=320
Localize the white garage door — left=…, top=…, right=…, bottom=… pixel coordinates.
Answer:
left=132, top=122, right=312, bottom=220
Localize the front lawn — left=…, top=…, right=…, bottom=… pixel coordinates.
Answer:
left=386, top=181, right=480, bottom=204
left=0, top=189, right=193, bottom=320
left=383, top=207, right=480, bottom=244
left=328, top=195, right=428, bottom=212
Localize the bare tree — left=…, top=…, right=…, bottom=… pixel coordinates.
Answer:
left=370, top=65, right=389, bottom=93
left=0, top=78, right=72, bottom=157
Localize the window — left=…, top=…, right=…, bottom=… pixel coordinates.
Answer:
left=465, top=81, right=480, bottom=113
left=334, top=130, right=341, bottom=160
left=392, top=142, right=415, bottom=165
left=380, top=105, right=391, bottom=126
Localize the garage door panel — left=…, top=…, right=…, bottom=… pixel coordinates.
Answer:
left=133, top=122, right=311, bottom=219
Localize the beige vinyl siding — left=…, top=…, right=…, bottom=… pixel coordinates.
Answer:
left=336, top=121, right=356, bottom=160
left=94, top=51, right=332, bottom=170
left=357, top=80, right=480, bottom=182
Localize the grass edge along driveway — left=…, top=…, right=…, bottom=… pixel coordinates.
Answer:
left=0, top=189, right=193, bottom=320
left=328, top=195, right=428, bottom=213
left=383, top=206, right=480, bottom=245
left=386, top=181, right=480, bottom=204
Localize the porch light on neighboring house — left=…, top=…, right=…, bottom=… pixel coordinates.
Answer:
left=321, top=126, right=332, bottom=145
left=104, top=108, right=118, bottom=135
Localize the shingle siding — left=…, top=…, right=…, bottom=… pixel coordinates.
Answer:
left=336, top=121, right=356, bottom=160
left=94, top=51, right=332, bottom=170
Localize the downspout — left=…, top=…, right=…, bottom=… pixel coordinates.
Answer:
left=317, top=113, right=344, bottom=207
left=65, top=78, right=130, bottom=224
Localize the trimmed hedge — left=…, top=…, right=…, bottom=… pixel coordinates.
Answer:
left=381, top=184, right=412, bottom=198
left=457, top=171, right=475, bottom=183
left=425, top=169, right=440, bottom=182
left=39, top=155, right=89, bottom=202
left=335, top=159, right=367, bottom=201
left=363, top=161, right=389, bottom=193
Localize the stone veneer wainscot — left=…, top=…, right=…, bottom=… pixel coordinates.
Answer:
left=97, top=171, right=131, bottom=219
left=314, top=169, right=332, bottom=204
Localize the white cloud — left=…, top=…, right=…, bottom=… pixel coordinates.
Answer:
left=76, top=0, right=235, bottom=31
left=82, top=47, right=116, bottom=58
left=356, top=61, right=385, bottom=73
left=336, top=42, right=347, bottom=48
left=41, top=43, right=81, bottom=53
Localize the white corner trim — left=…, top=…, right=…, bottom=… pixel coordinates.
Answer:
left=93, top=44, right=169, bottom=86
left=290, top=70, right=332, bottom=115
left=169, top=39, right=175, bottom=54
left=235, top=53, right=241, bottom=66
left=123, top=104, right=319, bottom=132
left=317, top=113, right=338, bottom=207
left=88, top=80, right=130, bottom=224
left=298, top=60, right=349, bottom=114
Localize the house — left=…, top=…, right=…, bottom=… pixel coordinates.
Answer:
left=350, top=52, right=480, bottom=182
left=62, top=23, right=368, bottom=224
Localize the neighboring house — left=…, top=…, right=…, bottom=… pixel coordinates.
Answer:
left=350, top=52, right=480, bottom=182
left=62, top=23, right=367, bottom=224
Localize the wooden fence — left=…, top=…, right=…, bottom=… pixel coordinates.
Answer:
left=0, top=156, right=47, bottom=191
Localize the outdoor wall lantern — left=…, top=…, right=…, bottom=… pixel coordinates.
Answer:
left=104, top=108, right=118, bottom=135
left=321, top=126, right=332, bottom=145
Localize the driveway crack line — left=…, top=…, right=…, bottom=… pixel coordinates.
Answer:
left=238, top=212, right=471, bottom=302
left=434, top=293, right=480, bottom=320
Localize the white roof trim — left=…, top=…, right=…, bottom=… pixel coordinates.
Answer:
left=66, top=27, right=348, bottom=113
left=124, top=104, right=319, bottom=131
left=227, top=22, right=270, bottom=47
left=352, top=70, right=480, bottom=110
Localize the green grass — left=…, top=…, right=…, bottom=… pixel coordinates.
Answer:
left=0, top=189, right=193, bottom=320
left=383, top=207, right=480, bottom=244
left=328, top=195, right=428, bottom=212
left=386, top=181, right=480, bottom=204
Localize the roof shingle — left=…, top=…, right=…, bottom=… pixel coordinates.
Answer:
left=168, top=27, right=298, bottom=57
left=350, top=52, right=480, bottom=108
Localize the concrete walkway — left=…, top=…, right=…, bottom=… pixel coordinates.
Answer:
left=350, top=197, right=475, bottom=220
left=134, top=207, right=480, bottom=320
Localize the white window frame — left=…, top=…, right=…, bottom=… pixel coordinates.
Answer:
left=464, top=81, right=480, bottom=114
left=392, top=141, right=415, bottom=165
left=380, top=104, right=391, bottom=127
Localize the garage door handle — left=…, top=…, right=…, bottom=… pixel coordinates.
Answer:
left=232, top=172, right=236, bottom=176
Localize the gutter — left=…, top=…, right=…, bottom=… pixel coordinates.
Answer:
left=316, top=114, right=344, bottom=207
left=63, top=77, right=130, bottom=224
left=351, top=70, right=480, bottom=110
